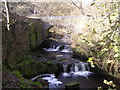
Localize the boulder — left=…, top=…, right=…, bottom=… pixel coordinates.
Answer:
left=16, top=60, right=58, bottom=78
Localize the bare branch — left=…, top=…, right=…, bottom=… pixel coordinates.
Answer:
left=71, top=1, right=85, bottom=15
left=4, top=0, right=10, bottom=30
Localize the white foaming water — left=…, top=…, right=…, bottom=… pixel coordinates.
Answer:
left=70, top=71, right=93, bottom=77
left=43, top=45, right=73, bottom=53
left=61, top=61, right=93, bottom=78
left=42, top=77, right=58, bottom=83
left=61, top=45, right=73, bottom=53
left=81, top=62, right=86, bottom=71
left=74, top=63, right=79, bottom=72
left=61, top=49, right=73, bottom=53
left=68, top=62, right=87, bottom=72
left=31, top=74, right=63, bottom=89
left=56, top=55, right=63, bottom=58
left=49, top=81, right=63, bottom=89
left=43, top=45, right=61, bottom=52
left=41, top=74, right=62, bottom=88
left=31, top=74, right=55, bottom=81
left=63, top=64, right=67, bottom=72
left=61, top=72, right=71, bottom=77
left=61, top=71, right=93, bottom=78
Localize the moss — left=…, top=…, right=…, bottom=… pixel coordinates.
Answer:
left=10, top=68, right=45, bottom=88
left=19, top=80, right=32, bottom=88
left=22, top=55, right=32, bottom=61
left=30, top=33, right=36, bottom=49
left=16, top=59, right=58, bottom=76
left=16, top=56, right=38, bottom=76
left=19, top=78, right=47, bottom=88
left=18, top=59, right=36, bottom=66
left=28, top=23, right=36, bottom=32
left=12, top=70, right=23, bottom=78
left=31, top=81, right=42, bottom=87
left=18, top=55, right=38, bottom=66
left=28, top=22, right=38, bottom=49
left=9, top=64, right=15, bottom=70
left=15, top=54, right=58, bottom=77
left=36, top=24, right=42, bottom=44
left=35, top=78, right=48, bottom=87
left=41, top=60, right=56, bottom=65
left=41, top=61, right=58, bottom=73
left=19, top=78, right=40, bottom=88
left=3, top=67, right=47, bottom=88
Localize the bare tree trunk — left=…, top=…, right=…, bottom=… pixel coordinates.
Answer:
left=4, top=0, right=10, bottom=30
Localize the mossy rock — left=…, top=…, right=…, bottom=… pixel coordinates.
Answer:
left=16, top=59, right=58, bottom=77
left=41, top=61, right=58, bottom=73
left=34, top=78, right=48, bottom=88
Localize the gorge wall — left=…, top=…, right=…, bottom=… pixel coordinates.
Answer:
left=2, top=13, right=49, bottom=66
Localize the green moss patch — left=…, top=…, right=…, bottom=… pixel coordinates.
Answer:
left=12, top=70, right=23, bottom=78
left=15, top=56, right=58, bottom=77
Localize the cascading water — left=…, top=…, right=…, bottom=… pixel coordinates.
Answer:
left=32, top=43, right=94, bottom=89
left=43, top=45, right=61, bottom=52
left=43, top=45, right=73, bottom=53
left=31, top=61, right=93, bottom=89
left=31, top=40, right=116, bottom=89
left=61, top=45, right=73, bottom=53
left=61, top=61, right=92, bottom=78
left=61, top=64, right=71, bottom=77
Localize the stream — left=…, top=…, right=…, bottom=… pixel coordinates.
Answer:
left=31, top=40, right=115, bottom=89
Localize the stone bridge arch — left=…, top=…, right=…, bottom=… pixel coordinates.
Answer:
left=41, top=21, right=68, bottom=40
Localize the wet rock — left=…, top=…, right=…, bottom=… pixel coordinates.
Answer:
left=16, top=60, right=58, bottom=78
left=57, top=63, right=64, bottom=73
left=65, top=82, right=80, bottom=90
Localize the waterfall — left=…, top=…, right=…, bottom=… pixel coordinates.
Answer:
left=61, top=61, right=93, bottom=78
left=68, top=61, right=89, bottom=72
left=81, top=62, right=86, bottom=71
left=56, top=45, right=61, bottom=51
left=62, top=64, right=71, bottom=77
left=38, top=41, right=93, bottom=88
left=43, top=45, right=61, bottom=51
left=61, top=45, right=73, bottom=53
left=74, top=63, right=79, bottom=72
left=63, top=64, right=67, bottom=72
left=43, top=45, right=73, bottom=53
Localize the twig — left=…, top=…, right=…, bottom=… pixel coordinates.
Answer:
left=71, top=1, right=85, bottom=15
left=2, top=12, right=7, bottom=17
